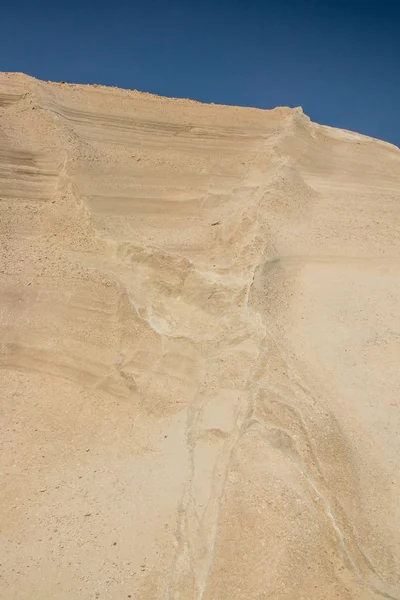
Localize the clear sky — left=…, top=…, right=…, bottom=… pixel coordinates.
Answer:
left=1, top=0, right=399, bottom=145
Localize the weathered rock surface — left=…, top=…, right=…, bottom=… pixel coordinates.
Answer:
left=1, top=72, right=400, bottom=599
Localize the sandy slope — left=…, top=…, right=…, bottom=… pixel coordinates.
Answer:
left=1, top=72, right=400, bottom=600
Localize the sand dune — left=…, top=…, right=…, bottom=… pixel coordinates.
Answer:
left=1, top=72, right=400, bottom=600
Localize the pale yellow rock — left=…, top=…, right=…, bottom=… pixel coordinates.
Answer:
left=1, top=72, right=400, bottom=600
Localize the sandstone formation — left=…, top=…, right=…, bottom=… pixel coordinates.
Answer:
left=1, top=72, right=400, bottom=599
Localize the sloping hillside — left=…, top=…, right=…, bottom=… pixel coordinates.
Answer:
left=1, top=72, right=400, bottom=600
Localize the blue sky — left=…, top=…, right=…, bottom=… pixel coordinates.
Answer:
left=1, top=0, right=399, bottom=145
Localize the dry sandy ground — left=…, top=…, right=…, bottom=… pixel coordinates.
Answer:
left=1, top=72, right=400, bottom=600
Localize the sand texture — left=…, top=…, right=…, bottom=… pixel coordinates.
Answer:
left=1, top=72, right=400, bottom=600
